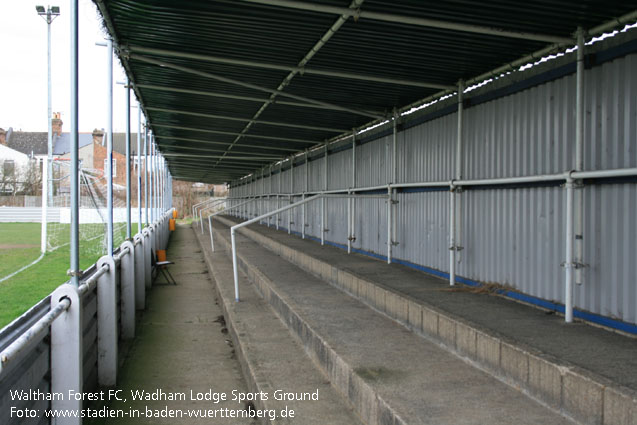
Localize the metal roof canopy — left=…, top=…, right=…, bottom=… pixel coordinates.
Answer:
left=94, top=0, right=637, bottom=183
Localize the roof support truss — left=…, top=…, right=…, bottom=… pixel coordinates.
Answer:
left=127, top=46, right=454, bottom=90
left=135, top=83, right=384, bottom=115
left=238, top=0, right=574, bottom=43
left=146, top=107, right=347, bottom=133
left=128, top=54, right=383, bottom=120
left=152, top=124, right=318, bottom=145
left=154, top=135, right=299, bottom=152
left=210, top=0, right=367, bottom=173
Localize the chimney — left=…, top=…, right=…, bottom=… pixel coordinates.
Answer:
left=52, top=112, right=63, bottom=136
left=92, top=128, right=105, bottom=145
left=0, top=128, right=6, bottom=145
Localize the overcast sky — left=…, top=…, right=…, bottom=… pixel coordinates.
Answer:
left=0, top=0, right=140, bottom=133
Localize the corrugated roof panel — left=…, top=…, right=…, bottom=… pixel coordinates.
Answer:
left=94, top=0, right=637, bottom=182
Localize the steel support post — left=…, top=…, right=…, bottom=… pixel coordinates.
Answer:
left=107, top=39, right=114, bottom=257
left=391, top=111, right=398, bottom=257
left=153, top=140, right=157, bottom=224
left=41, top=160, right=48, bottom=253
left=349, top=131, right=356, bottom=253
left=574, top=28, right=585, bottom=286
left=50, top=284, right=81, bottom=425
left=97, top=255, right=117, bottom=385
left=151, top=138, right=156, bottom=223
left=231, top=229, right=240, bottom=302
left=565, top=175, right=575, bottom=323
left=133, top=234, right=145, bottom=310
left=449, top=80, right=465, bottom=286
left=137, top=106, right=142, bottom=231
left=289, top=157, right=293, bottom=234
left=277, top=162, right=282, bottom=229
left=126, top=81, right=132, bottom=239
left=449, top=183, right=456, bottom=286
left=209, top=216, right=215, bottom=252
left=302, top=150, right=308, bottom=239
left=144, top=126, right=149, bottom=226
left=347, top=188, right=352, bottom=254
left=322, top=143, right=328, bottom=245
left=386, top=184, right=392, bottom=264
left=69, top=0, right=79, bottom=286
left=143, top=228, right=151, bottom=288
left=268, top=165, right=272, bottom=227
left=454, top=80, right=464, bottom=272
left=46, top=14, right=53, bottom=202
left=120, top=240, right=135, bottom=339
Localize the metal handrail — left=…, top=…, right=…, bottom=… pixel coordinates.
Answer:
left=228, top=166, right=637, bottom=197
left=78, top=263, right=110, bottom=297
left=230, top=194, right=322, bottom=302
left=0, top=298, right=71, bottom=376
left=227, top=192, right=390, bottom=302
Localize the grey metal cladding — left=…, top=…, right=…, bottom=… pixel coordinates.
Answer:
left=232, top=51, right=637, bottom=324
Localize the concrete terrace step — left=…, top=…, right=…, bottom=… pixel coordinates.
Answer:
left=211, top=215, right=637, bottom=425
left=194, top=226, right=363, bottom=425
left=200, top=220, right=576, bottom=425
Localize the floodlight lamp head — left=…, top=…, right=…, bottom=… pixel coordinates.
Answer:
left=51, top=6, right=60, bottom=15
left=36, top=5, right=46, bottom=13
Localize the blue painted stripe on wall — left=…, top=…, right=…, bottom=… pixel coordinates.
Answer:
left=274, top=224, right=637, bottom=335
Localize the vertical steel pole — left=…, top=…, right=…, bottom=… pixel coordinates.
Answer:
left=450, top=79, right=464, bottom=288
left=456, top=81, right=464, bottom=180
left=125, top=81, right=131, bottom=239
left=70, top=0, right=79, bottom=286
left=231, top=229, right=240, bottom=302
left=288, top=157, right=293, bottom=234
left=46, top=14, right=53, bottom=202
left=268, top=165, right=272, bottom=227
left=137, top=105, right=142, bottom=232
left=41, top=157, right=48, bottom=253
left=302, top=151, right=308, bottom=239
left=277, top=162, right=281, bottom=230
left=390, top=111, right=398, bottom=261
left=144, top=126, right=149, bottom=227
left=449, top=183, right=456, bottom=286
left=208, top=216, right=214, bottom=252
left=349, top=131, right=356, bottom=253
left=322, top=143, right=327, bottom=245
left=387, top=184, right=391, bottom=264
left=106, top=39, right=113, bottom=257
left=575, top=28, right=585, bottom=286
left=151, top=137, right=155, bottom=223
left=565, top=175, right=575, bottom=323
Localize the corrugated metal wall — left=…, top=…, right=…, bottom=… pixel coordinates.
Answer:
left=231, top=50, right=637, bottom=325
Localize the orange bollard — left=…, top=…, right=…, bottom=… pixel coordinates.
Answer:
left=169, top=219, right=176, bottom=231
left=172, top=210, right=178, bottom=219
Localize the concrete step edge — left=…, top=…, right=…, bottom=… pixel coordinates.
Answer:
left=207, top=224, right=409, bottom=425
left=214, top=216, right=637, bottom=425
left=194, top=226, right=366, bottom=425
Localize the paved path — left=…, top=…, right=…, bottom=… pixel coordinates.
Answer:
left=90, top=223, right=254, bottom=425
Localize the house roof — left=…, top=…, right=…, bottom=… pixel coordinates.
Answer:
left=53, top=133, right=94, bottom=155
left=0, top=143, right=30, bottom=162
left=6, top=129, right=49, bottom=156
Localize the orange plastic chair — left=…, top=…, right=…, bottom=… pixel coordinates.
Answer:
left=154, top=249, right=176, bottom=285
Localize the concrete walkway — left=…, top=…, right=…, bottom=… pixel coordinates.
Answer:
left=89, top=223, right=253, bottom=425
